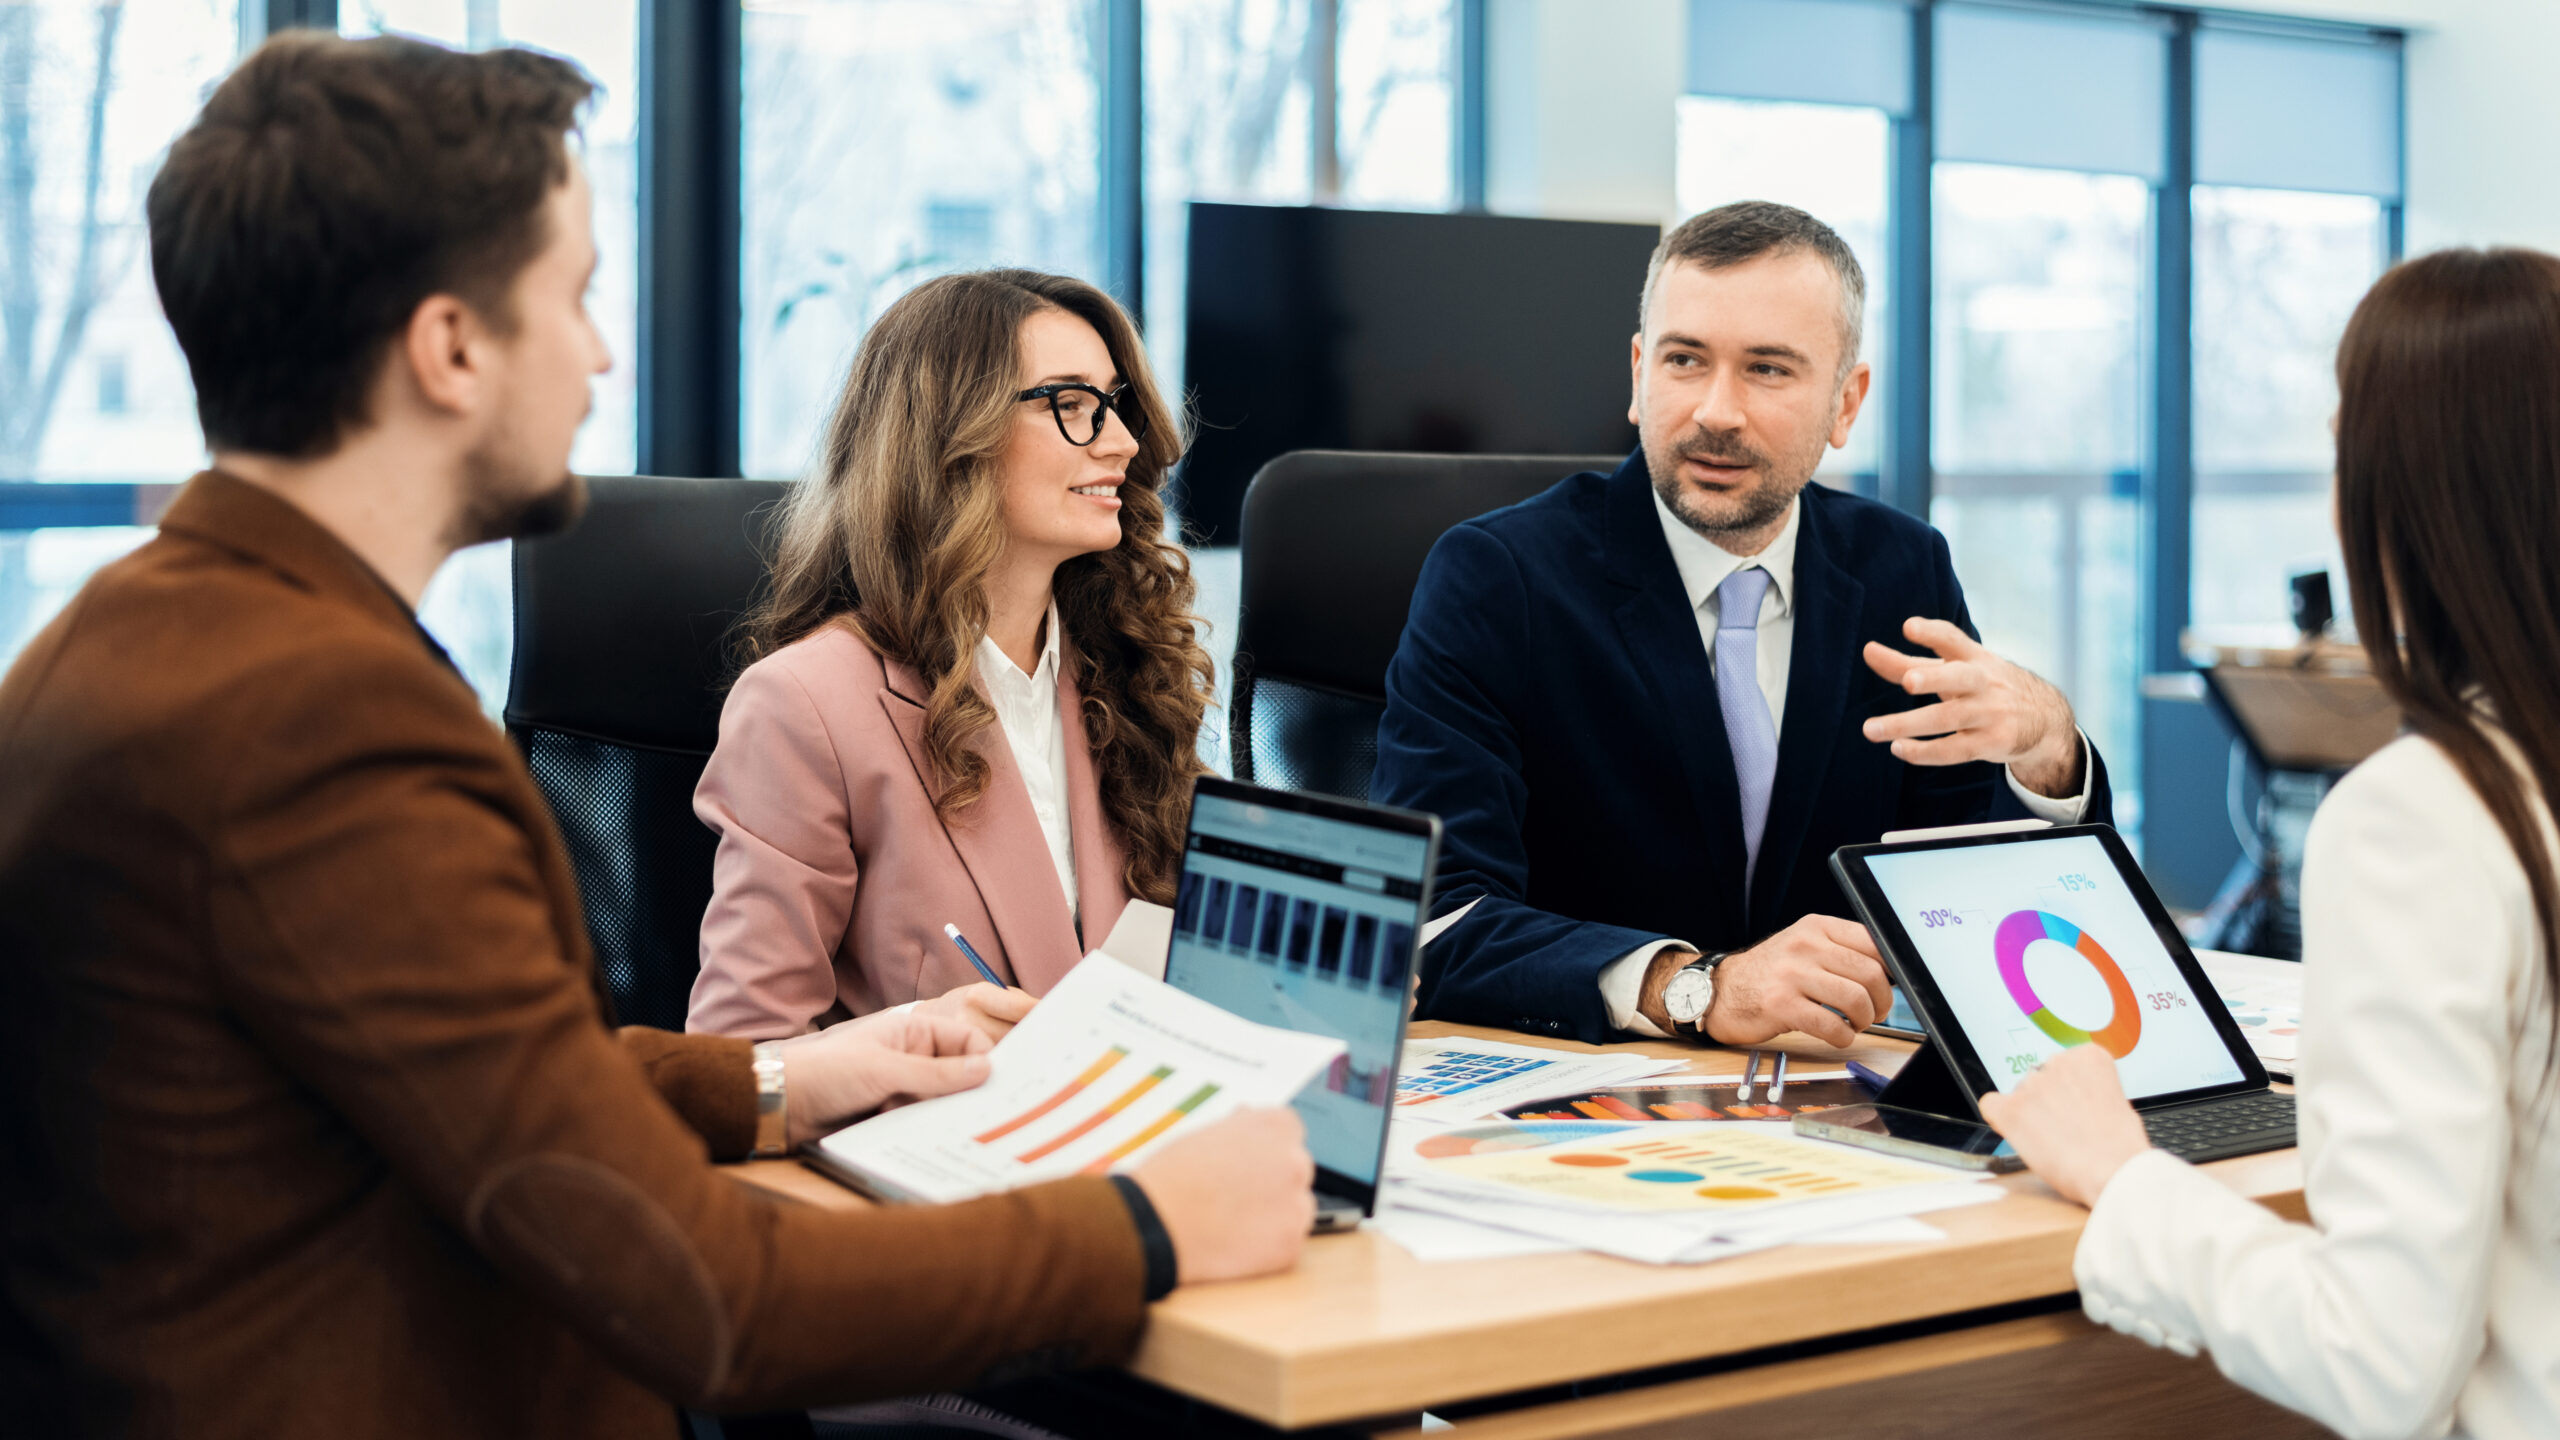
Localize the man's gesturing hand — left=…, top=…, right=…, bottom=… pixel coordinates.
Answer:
left=774, top=1008, right=994, bottom=1147
left=1861, top=617, right=2084, bottom=799
left=1130, top=1108, right=1315, bottom=1286
left=1639, top=915, right=1892, bottom=1049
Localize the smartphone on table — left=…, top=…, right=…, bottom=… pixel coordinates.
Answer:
left=1793, top=1103, right=2025, bottom=1173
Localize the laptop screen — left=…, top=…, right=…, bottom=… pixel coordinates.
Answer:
left=1164, top=783, right=1434, bottom=1188
left=1859, top=831, right=2245, bottom=1101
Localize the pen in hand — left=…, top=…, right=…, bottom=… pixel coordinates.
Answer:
left=943, top=923, right=1010, bottom=989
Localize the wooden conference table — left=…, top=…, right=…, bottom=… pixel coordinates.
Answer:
left=735, top=1022, right=2328, bottom=1439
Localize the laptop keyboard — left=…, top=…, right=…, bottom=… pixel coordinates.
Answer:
left=2141, top=1090, right=2297, bottom=1163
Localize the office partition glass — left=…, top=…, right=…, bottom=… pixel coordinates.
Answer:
left=1336, top=0, right=1453, bottom=210
left=1930, top=162, right=2149, bottom=832
left=1673, top=95, right=1888, bottom=487
left=2189, top=185, right=2385, bottom=641
left=741, top=0, right=1103, bottom=480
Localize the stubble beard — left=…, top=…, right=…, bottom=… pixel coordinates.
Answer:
left=449, top=417, right=588, bottom=549
left=1644, top=419, right=1830, bottom=544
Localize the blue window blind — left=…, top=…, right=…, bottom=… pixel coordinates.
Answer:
left=1934, top=3, right=2168, bottom=181
left=1687, top=0, right=1911, bottom=116
left=2198, top=25, right=2401, bottom=199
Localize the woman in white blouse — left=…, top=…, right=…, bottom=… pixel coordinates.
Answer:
left=685, top=270, right=1211, bottom=1038
left=1984, top=247, right=2560, bottom=1440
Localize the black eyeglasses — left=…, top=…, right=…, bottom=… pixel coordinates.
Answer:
left=1016, top=382, right=1151, bottom=447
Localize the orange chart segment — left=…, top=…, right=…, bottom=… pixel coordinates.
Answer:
left=1080, top=1083, right=1224, bottom=1173
left=974, top=1046, right=1128, bottom=1145
left=1016, top=1065, right=1173, bottom=1163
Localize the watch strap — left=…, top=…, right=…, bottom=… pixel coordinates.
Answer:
left=750, top=1040, right=789, bottom=1158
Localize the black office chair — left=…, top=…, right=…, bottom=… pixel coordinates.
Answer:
left=505, top=475, right=789, bottom=1033
left=1230, top=450, right=1623, bottom=797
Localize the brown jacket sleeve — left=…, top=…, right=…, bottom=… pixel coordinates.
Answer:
left=202, top=642, right=1148, bottom=1408
left=620, top=1028, right=757, bottom=1160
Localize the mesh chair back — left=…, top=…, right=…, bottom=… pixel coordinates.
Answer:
left=1232, top=450, right=1622, bottom=797
left=505, top=477, right=789, bottom=1032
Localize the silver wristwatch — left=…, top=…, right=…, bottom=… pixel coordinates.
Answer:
left=1661, top=951, right=1730, bottom=1034
left=750, top=1041, right=789, bottom=1158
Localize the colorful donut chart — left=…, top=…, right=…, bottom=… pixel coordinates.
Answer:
left=1994, top=910, right=2142, bottom=1057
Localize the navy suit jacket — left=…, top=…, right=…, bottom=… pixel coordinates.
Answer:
left=1370, top=451, right=2114, bottom=1043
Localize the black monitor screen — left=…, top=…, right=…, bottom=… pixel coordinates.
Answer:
left=1178, top=201, right=1660, bottom=543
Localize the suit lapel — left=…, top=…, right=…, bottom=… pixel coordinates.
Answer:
left=875, top=655, right=1086, bottom=993
left=1057, top=645, right=1131, bottom=953
left=1751, top=490, right=1864, bottom=922
left=1602, top=461, right=1750, bottom=926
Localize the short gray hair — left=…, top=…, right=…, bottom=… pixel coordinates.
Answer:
left=1639, top=200, right=1866, bottom=378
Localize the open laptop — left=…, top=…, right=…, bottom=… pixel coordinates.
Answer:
left=1163, top=777, right=1441, bottom=1231
left=1831, top=824, right=2296, bottom=1164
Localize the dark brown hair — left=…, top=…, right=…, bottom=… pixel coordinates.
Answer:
left=738, top=269, right=1209, bottom=905
left=2335, top=246, right=2560, bottom=1061
left=146, top=30, right=592, bottom=458
left=1642, top=200, right=1866, bottom=375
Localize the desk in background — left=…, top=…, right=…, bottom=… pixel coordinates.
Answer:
left=735, top=1022, right=2326, bottom=1439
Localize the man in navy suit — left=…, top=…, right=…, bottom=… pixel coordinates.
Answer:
left=1372, top=201, right=2111, bottom=1049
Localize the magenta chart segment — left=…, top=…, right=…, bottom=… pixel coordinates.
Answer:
left=1993, top=909, right=2143, bottom=1057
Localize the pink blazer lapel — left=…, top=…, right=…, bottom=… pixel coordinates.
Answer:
left=875, top=655, right=1085, bottom=994
left=1057, top=649, right=1133, bottom=948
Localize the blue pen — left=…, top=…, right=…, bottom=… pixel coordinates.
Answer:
left=1846, top=1059, right=1894, bottom=1096
left=943, top=923, right=1010, bottom=989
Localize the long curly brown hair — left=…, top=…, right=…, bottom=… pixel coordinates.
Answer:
left=737, top=269, right=1209, bottom=904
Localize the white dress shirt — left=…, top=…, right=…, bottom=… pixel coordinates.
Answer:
left=2075, top=733, right=2559, bottom=1440
left=975, top=600, right=1078, bottom=921
left=1597, top=488, right=2092, bottom=1035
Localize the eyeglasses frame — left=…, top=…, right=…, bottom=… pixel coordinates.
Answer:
left=1015, top=381, right=1151, bottom=448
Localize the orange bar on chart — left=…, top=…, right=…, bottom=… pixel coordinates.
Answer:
left=1079, top=1082, right=1224, bottom=1173
left=1017, top=1065, right=1174, bottom=1162
left=974, top=1046, right=1129, bottom=1145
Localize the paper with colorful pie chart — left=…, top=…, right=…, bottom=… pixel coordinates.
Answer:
left=1414, top=1123, right=1969, bottom=1215
left=1861, top=832, right=2245, bottom=1100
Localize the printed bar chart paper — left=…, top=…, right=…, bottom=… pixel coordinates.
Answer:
left=811, top=957, right=1344, bottom=1204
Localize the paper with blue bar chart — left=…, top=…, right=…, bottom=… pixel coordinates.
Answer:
left=811, top=957, right=1344, bottom=1205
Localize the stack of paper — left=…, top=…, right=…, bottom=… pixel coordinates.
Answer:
left=1377, top=1120, right=1999, bottom=1265
left=2196, top=948, right=2303, bottom=1079
left=808, top=957, right=1344, bottom=1204
left=1391, top=1035, right=1688, bottom=1125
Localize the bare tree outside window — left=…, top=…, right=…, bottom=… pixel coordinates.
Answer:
left=741, top=0, right=1102, bottom=480
left=0, top=0, right=234, bottom=484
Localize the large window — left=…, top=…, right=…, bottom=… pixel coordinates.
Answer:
left=741, top=0, right=1103, bottom=480
left=1673, top=94, right=1888, bottom=486
left=1336, top=0, right=1453, bottom=209
left=0, top=0, right=239, bottom=675
left=2, top=0, right=238, bottom=485
left=2188, top=194, right=2387, bottom=641
left=1930, top=164, right=2149, bottom=824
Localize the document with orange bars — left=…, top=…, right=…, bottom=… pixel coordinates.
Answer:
left=807, top=956, right=1344, bottom=1204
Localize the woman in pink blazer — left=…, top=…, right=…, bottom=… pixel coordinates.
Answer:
left=688, top=270, right=1211, bottom=1038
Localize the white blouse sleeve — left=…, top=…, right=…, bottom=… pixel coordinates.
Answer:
left=2072, top=739, right=2521, bottom=1440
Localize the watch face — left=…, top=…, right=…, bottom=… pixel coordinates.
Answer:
left=1663, top=967, right=1712, bottom=1023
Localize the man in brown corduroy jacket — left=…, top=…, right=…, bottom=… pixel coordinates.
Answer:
left=0, top=32, right=1313, bottom=1439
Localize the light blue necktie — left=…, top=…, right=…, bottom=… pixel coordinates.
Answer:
left=1714, top=566, right=1778, bottom=890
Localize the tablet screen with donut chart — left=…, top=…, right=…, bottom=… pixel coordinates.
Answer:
left=1857, top=832, right=2245, bottom=1101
